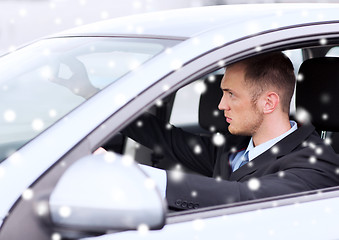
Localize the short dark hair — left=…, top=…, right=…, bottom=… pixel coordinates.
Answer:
left=231, top=52, right=295, bottom=113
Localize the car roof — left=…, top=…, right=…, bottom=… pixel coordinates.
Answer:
left=58, top=3, right=339, bottom=39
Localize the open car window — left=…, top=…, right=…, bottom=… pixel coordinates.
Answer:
left=101, top=47, right=339, bottom=214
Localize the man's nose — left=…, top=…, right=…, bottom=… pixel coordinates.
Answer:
left=218, top=95, right=229, bottom=111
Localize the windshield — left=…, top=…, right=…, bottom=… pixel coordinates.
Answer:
left=0, top=37, right=179, bottom=162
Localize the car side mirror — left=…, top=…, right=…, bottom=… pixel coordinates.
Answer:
left=43, top=152, right=166, bottom=237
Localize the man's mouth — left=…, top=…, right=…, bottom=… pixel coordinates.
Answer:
left=226, top=117, right=232, bottom=123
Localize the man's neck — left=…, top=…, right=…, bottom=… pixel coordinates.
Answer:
left=252, top=115, right=291, bottom=147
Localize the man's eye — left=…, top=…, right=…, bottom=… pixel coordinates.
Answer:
left=229, top=92, right=233, bottom=97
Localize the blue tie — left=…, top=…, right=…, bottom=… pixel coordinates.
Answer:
left=232, top=151, right=249, bottom=171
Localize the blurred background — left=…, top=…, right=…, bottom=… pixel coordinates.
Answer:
left=1, top=0, right=339, bottom=55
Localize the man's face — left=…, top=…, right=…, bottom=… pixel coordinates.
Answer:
left=218, top=64, right=264, bottom=136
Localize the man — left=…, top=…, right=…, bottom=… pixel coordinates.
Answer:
left=123, top=52, right=339, bottom=210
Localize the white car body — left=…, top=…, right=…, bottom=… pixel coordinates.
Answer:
left=1, top=3, right=339, bottom=239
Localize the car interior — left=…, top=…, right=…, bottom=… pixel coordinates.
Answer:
left=103, top=47, right=339, bottom=177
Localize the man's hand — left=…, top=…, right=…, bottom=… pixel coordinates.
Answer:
left=49, top=57, right=99, bottom=99
left=93, top=147, right=107, bottom=155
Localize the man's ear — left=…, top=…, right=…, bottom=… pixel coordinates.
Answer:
left=263, top=92, right=279, bottom=114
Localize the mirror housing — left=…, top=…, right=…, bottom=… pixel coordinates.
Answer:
left=47, top=152, right=166, bottom=233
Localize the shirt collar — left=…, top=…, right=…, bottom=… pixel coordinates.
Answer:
left=245, top=120, right=298, bottom=161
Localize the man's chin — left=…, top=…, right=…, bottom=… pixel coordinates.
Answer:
left=228, top=126, right=251, bottom=136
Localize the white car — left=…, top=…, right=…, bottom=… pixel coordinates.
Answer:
left=0, top=3, right=339, bottom=239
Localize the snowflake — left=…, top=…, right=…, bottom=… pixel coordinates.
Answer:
left=170, top=59, right=183, bottom=70
left=324, top=138, right=332, bottom=145
left=255, top=46, right=262, bottom=52
left=194, top=145, right=202, bottom=155
left=104, top=152, right=116, bottom=163
left=209, top=126, right=216, bottom=132
left=51, top=233, right=62, bottom=240
left=208, top=75, right=216, bottom=82
left=247, top=178, right=260, bottom=191
left=4, top=109, right=16, bottom=122
left=295, top=108, right=311, bottom=124
left=40, top=66, right=52, bottom=79
left=108, top=60, right=116, bottom=68
left=100, top=11, right=109, bottom=19
left=111, top=188, right=126, bottom=202
left=213, top=34, right=225, bottom=47
left=194, top=81, right=207, bottom=94
left=49, top=109, right=57, bottom=118
left=192, top=219, right=205, bottom=231
left=137, top=223, right=149, bottom=235
left=320, top=93, right=331, bottom=104
left=301, top=10, right=309, bottom=17
left=191, top=191, right=198, bottom=197
left=268, top=229, right=276, bottom=236
left=297, top=73, right=304, bottom=82
left=165, top=48, right=173, bottom=55
left=78, top=0, right=87, bottom=6
left=322, top=113, right=328, bottom=120
left=10, top=152, right=22, bottom=166
left=162, top=84, right=170, bottom=92
left=155, top=99, right=163, bottom=107
left=32, top=119, right=44, bottom=132
left=246, top=21, right=260, bottom=35
left=278, top=171, right=285, bottom=178
left=308, top=142, right=316, bottom=149
left=309, top=156, right=317, bottom=164
left=212, top=133, right=225, bottom=146
left=133, top=0, right=142, bottom=9
left=58, top=206, right=72, bottom=218
left=54, top=18, right=62, bottom=25
left=129, top=59, right=141, bottom=70
left=144, top=178, right=156, bottom=190
left=271, top=146, right=279, bottom=154
left=315, top=147, right=323, bottom=155
left=293, top=220, right=300, bottom=227
left=74, top=18, right=84, bottom=26
left=169, top=165, right=184, bottom=182
left=122, top=155, right=134, bottom=167
left=324, top=207, right=332, bottom=213
left=35, top=201, right=49, bottom=217
left=114, top=93, right=127, bottom=105
left=19, top=8, right=27, bottom=17
left=217, top=60, right=225, bottom=67
left=213, top=110, right=219, bottom=117
left=136, top=120, right=143, bottom=127
left=230, top=147, right=237, bottom=153
left=42, top=49, right=51, bottom=56
left=192, top=37, right=200, bottom=46
left=22, top=188, right=34, bottom=201
left=275, top=10, right=284, bottom=17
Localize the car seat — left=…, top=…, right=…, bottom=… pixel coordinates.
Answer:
left=296, top=57, right=339, bottom=153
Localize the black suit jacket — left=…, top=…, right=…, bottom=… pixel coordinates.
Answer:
left=123, top=113, right=339, bottom=210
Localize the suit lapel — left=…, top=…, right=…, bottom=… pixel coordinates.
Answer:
left=229, top=123, right=315, bottom=181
